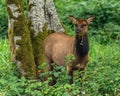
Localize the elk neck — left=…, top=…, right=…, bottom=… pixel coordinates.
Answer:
left=75, top=33, right=89, bottom=57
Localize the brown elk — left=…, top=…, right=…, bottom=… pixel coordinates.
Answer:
left=43, top=16, right=94, bottom=85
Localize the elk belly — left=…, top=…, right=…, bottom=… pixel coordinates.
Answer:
left=52, top=42, right=73, bottom=66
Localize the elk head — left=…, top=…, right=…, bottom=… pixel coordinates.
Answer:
left=69, top=16, right=94, bottom=37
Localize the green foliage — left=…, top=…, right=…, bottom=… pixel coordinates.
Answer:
left=85, top=38, right=120, bottom=96
left=0, top=38, right=120, bottom=96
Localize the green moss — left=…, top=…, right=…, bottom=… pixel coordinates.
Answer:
left=60, top=21, right=67, bottom=34
left=30, top=24, right=55, bottom=68
left=15, top=21, right=36, bottom=79
left=6, top=0, right=24, bottom=19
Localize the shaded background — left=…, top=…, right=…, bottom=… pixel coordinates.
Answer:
left=1, top=0, right=120, bottom=43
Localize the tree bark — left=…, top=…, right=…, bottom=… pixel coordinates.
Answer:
left=6, top=0, right=36, bottom=79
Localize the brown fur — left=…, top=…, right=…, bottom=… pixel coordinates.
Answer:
left=43, top=16, right=94, bottom=84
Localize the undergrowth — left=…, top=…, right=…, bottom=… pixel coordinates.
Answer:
left=0, top=38, right=120, bottom=96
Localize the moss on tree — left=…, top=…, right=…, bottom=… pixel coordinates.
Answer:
left=6, top=0, right=36, bottom=79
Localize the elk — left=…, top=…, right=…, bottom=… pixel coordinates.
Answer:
left=43, top=16, right=94, bottom=84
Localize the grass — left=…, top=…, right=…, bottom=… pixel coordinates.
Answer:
left=0, top=37, right=120, bottom=96
left=0, top=39, right=10, bottom=75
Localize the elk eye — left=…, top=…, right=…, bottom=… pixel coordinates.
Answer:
left=75, top=24, right=78, bottom=27
left=81, top=24, right=87, bottom=28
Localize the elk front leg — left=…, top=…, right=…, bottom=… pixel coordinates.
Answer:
left=79, top=56, right=89, bottom=78
left=66, top=66, right=73, bottom=84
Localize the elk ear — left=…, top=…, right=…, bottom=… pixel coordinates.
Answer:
left=87, top=16, right=94, bottom=24
left=69, top=15, right=78, bottom=24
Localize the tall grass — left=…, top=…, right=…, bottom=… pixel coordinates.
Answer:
left=0, top=39, right=10, bottom=74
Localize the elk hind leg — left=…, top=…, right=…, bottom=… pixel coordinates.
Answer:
left=46, top=58, right=57, bottom=85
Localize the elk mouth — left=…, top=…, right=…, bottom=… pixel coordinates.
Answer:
left=76, top=31, right=84, bottom=38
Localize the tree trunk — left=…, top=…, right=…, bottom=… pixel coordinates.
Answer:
left=6, top=0, right=36, bottom=79
left=27, top=0, right=65, bottom=79
left=6, top=0, right=65, bottom=79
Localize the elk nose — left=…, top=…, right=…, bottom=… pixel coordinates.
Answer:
left=76, top=29, right=81, bottom=33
